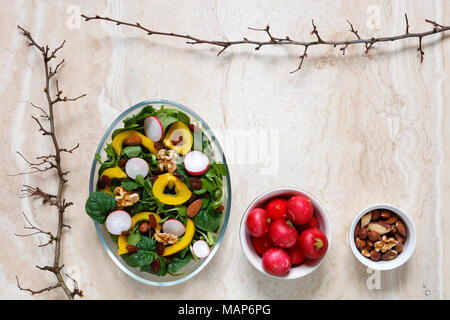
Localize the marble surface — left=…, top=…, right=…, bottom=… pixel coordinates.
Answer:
left=1, top=0, right=449, bottom=299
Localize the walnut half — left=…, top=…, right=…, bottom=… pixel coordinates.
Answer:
left=157, top=149, right=178, bottom=173
left=155, top=231, right=178, bottom=245
left=114, top=186, right=139, bottom=208
left=374, top=235, right=398, bottom=253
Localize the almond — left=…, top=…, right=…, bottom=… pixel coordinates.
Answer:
left=123, top=135, right=142, bottom=146
left=396, top=220, right=407, bottom=237
left=361, top=212, right=372, bottom=228
left=384, top=215, right=398, bottom=224
left=368, top=222, right=391, bottom=235
left=395, top=242, right=404, bottom=253
left=186, top=199, right=203, bottom=218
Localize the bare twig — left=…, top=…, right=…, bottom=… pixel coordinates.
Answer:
left=14, top=25, right=85, bottom=300
left=82, top=13, right=450, bottom=73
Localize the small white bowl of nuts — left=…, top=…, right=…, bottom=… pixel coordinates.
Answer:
left=349, top=204, right=416, bottom=271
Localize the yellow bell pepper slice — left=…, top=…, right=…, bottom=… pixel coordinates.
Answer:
left=163, top=219, right=195, bottom=256
left=152, top=173, right=192, bottom=205
left=163, top=121, right=193, bottom=155
left=99, top=166, right=126, bottom=195
left=112, top=130, right=157, bottom=155
left=101, top=166, right=127, bottom=179
left=117, top=212, right=161, bottom=255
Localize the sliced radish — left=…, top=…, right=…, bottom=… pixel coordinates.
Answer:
left=192, top=240, right=210, bottom=259
left=144, top=116, right=164, bottom=142
left=106, top=210, right=132, bottom=235
left=162, top=219, right=186, bottom=237
left=184, top=150, right=209, bottom=176
left=125, top=157, right=149, bottom=179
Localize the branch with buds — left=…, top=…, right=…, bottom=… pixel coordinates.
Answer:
left=82, top=14, right=449, bottom=73
left=14, top=25, right=85, bottom=300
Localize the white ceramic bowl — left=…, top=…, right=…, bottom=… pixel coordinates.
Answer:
left=349, top=204, right=416, bottom=271
left=239, top=188, right=332, bottom=279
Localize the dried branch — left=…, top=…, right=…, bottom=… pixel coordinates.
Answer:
left=14, top=25, right=85, bottom=300
left=82, top=13, right=450, bottom=73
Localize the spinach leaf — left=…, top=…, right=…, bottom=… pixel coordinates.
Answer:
left=210, top=163, right=227, bottom=176
left=121, top=180, right=139, bottom=191
left=122, top=145, right=142, bottom=158
left=193, top=205, right=222, bottom=232
left=85, top=191, right=117, bottom=224
left=123, top=105, right=157, bottom=127
left=155, top=108, right=190, bottom=131
left=127, top=225, right=141, bottom=246
left=137, top=236, right=156, bottom=251
left=122, top=251, right=156, bottom=268
left=168, top=254, right=192, bottom=274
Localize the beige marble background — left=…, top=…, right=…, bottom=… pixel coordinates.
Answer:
left=1, top=0, right=449, bottom=299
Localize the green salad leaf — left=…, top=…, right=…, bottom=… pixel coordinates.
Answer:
left=127, top=225, right=141, bottom=246
left=122, top=251, right=156, bottom=268
left=85, top=191, right=117, bottom=224
left=193, top=205, right=222, bottom=232
left=122, top=145, right=142, bottom=158
left=122, top=105, right=157, bottom=128
left=155, top=107, right=190, bottom=131
left=121, top=180, right=139, bottom=191
left=137, top=236, right=156, bottom=251
left=96, top=143, right=119, bottom=176
left=168, top=253, right=192, bottom=275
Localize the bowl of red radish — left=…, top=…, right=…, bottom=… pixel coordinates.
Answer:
left=239, top=188, right=332, bottom=279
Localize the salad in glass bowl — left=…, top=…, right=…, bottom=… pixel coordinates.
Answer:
left=85, top=100, right=231, bottom=285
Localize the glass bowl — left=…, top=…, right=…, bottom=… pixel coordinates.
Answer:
left=88, top=99, right=231, bottom=286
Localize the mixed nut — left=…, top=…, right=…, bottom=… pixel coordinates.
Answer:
left=354, top=209, right=406, bottom=262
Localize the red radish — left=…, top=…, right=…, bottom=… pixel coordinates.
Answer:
left=288, top=244, right=307, bottom=265
left=106, top=210, right=131, bottom=235
left=269, top=219, right=298, bottom=248
left=162, top=219, right=186, bottom=237
left=246, top=208, right=270, bottom=237
left=296, top=216, right=320, bottom=233
left=305, top=216, right=319, bottom=229
left=298, top=227, right=328, bottom=259
left=192, top=240, right=210, bottom=259
left=265, top=198, right=287, bottom=221
left=287, top=195, right=313, bottom=226
left=125, top=157, right=149, bottom=179
left=262, top=248, right=291, bottom=275
left=251, top=234, right=273, bottom=255
left=144, top=116, right=164, bottom=142
left=184, top=150, right=210, bottom=176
